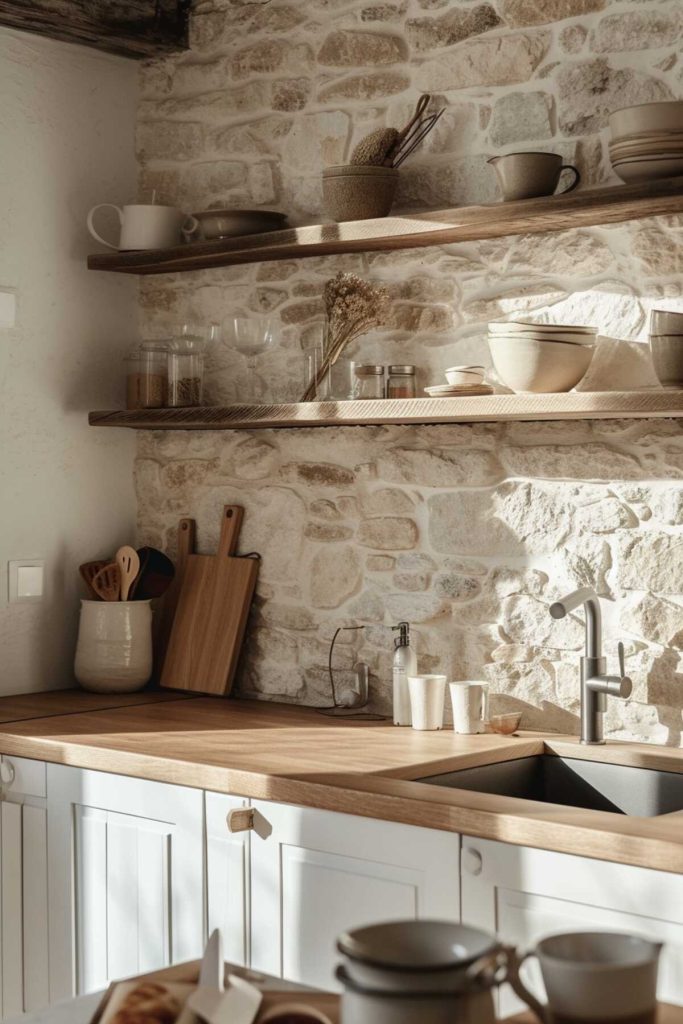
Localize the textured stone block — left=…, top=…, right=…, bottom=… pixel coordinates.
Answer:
left=406, top=4, right=501, bottom=53
left=489, top=91, right=553, bottom=147
left=318, top=30, right=408, bottom=67
left=358, top=517, right=418, bottom=550
left=317, top=71, right=410, bottom=102
left=310, top=546, right=361, bottom=608
left=416, top=32, right=550, bottom=90
left=503, top=0, right=605, bottom=27
left=591, top=11, right=682, bottom=54
left=616, top=534, right=683, bottom=595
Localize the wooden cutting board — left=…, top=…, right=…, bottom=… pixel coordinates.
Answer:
left=160, top=506, right=259, bottom=695
left=153, top=517, right=196, bottom=682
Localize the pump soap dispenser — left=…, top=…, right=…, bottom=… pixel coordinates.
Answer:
left=392, top=621, right=417, bottom=726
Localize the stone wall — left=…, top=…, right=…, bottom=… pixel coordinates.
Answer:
left=134, top=0, right=683, bottom=742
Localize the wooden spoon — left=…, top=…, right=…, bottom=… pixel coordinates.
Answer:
left=115, top=546, right=140, bottom=602
left=91, top=563, right=121, bottom=602
left=79, top=560, right=108, bottom=599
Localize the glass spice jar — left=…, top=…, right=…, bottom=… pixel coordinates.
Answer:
left=167, top=338, right=205, bottom=407
left=387, top=364, right=417, bottom=399
left=139, top=342, right=168, bottom=408
left=354, top=364, right=384, bottom=400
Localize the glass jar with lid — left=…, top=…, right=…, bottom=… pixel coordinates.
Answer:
left=387, top=364, right=417, bottom=399
left=139, top=342, right=168, bottom=408
left=354, top=364, right=384, bottom=400
left=167, top=338, right=205, bottom=407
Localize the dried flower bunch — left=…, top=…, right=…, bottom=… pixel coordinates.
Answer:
left=302, top=272, right=390, bottom=402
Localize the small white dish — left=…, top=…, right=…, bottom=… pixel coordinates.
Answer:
left=424, top=383, right=493, bottom=396
left=444, top=366, right=485, bottom=385
left=612, top=156, right=683, bottom=183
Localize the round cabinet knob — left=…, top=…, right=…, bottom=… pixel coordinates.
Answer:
left=0, top=761, right=15, bottom=786
left=463, top=847, right=483, bottom=876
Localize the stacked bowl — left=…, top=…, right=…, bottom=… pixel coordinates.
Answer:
left=609, top=101, right=683, bottom=183
left=488, top=320, right=596, bottom=393
left=650, top=309, right=683, bottom=387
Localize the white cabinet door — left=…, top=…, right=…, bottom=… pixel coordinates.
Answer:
left=250, top=800, right=460, bottom=989
left=206, top=793, right=250, bottom=968
left=461, top=837, right=683, bottom=1016
left=0, top=756, right=50, bottom=1019
left=47, top=765, right=204, bottom=1003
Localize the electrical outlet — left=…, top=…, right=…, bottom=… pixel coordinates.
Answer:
left=8, top=560, right=44, bottom=602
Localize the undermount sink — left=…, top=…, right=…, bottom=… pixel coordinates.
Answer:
left=419, top=755, right=683, bottom=817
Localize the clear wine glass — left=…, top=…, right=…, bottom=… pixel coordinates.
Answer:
left=224, top=316, right=279, bottom=402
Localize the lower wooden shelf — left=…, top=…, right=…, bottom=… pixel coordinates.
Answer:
left=88, top=390, right=683, bottom=431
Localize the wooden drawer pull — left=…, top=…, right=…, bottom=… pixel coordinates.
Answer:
left=0, top=761, right=16, bottom=787
left=227, top=808, right=254, bottom=833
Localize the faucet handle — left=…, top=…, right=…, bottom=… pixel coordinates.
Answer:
left=618, top=640, right=626, bottom=678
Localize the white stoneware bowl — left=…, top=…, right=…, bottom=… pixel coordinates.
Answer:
left=651, top=309, right=683, bottom=334
left=337, top=920, right=498, bottom=993
left=445, top=366, right=485, bottom=385
left=489, top=329, right=595, bottom=346
left=609, top=101, right=683, bottom=140
left=488, top=321, right=595, bottom=336
left=488, top=336, right=594, bottom=393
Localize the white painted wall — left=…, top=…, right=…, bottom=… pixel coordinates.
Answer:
left=0, top=28, right=139, bottom=693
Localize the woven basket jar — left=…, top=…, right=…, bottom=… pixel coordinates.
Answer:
left=322, top=164, right=399, bottom=222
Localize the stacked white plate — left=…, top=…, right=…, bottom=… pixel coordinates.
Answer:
left=488, top=320, right=596, bottom=393
left=608, top=101, right=683, bottom=183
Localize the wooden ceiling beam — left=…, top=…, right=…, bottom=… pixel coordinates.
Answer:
left=0, top=0, right=190, bottom=59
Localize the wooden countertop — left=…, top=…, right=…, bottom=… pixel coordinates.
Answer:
left=0, top=695, right=680, bottom=873
left=0, top=688, right=190, bottom=724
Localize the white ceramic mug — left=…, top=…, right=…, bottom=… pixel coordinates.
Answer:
left=408, top=675, right=446, bottom=731
left=74, top=600, right=153, bottom=693
left=450, top=681, right=488, bottom=734
left=507, top=932, right=662, bottom=1024
left=87, top=203, right=198, bottom=251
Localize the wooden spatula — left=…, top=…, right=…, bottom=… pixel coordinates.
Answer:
left=79, top=560, right=108, bottom=599
left=91, top=562, right=121, bottom=602
left=115, top=546, right=140, bottom=601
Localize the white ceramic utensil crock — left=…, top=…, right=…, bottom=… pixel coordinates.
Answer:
left=74, top=599, right=152, bottom=692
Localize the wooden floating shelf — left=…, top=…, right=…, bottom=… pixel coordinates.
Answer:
left=89, top=390, right=683, bottom=431
left=87, top=176, right=683, bottom=276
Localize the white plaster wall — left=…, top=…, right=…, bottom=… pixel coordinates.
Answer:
left=0, top=28, right=139, bottom=693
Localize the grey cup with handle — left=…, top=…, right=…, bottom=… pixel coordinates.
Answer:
left=506, top=932, right=662, bottom=1024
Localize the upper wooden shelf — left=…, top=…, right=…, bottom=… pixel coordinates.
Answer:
left=89, top=390, right=683, bottom=431
left=87, top=177, right=683, bottom=276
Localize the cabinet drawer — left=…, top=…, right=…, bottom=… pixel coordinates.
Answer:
left=2, top=756, right=47, bottom=798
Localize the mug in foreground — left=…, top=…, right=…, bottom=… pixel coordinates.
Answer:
left=488, top=152, right=580, bottom=201
left=507, top=931, right=662, bottom=1024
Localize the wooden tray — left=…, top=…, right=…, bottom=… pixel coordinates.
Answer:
left=90, top=960, right=339, bottom=1024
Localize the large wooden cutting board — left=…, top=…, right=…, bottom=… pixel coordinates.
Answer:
left=160, top=506, right=259, bottom=695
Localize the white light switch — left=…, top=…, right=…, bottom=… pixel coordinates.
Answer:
left=8, top=561, right=44, bottom=602
left=0, top=291, right=16, bottom=328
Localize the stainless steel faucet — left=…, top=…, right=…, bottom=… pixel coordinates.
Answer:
left=549, top=587, right=632, bottom=745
